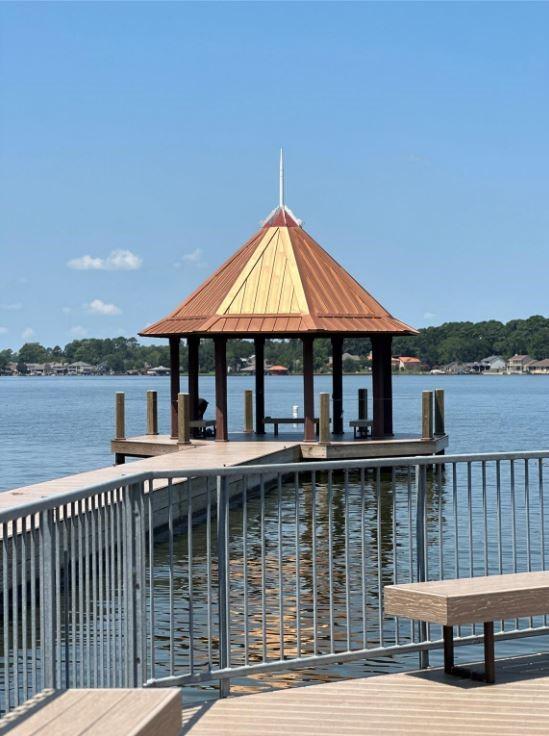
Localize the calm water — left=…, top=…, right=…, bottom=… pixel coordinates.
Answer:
left=1, top=374, right=549, bottom=491
left=1, top=374, right=549, bottom=703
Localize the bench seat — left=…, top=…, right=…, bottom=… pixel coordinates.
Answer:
left=3, top=688, right=181, bottom=736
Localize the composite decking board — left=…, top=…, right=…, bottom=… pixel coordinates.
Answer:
left=182, top=655, right=549, bottom=735
left=384, top=571, right=549, bottom=625
left=2, top=689, right=181, bottom=736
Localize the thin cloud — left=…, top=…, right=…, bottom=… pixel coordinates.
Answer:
left=0, top=326, right=8, bottom=334
left=175, top=248, right=206, bottom=269
left=69, top=325, right=88, bottom=337
left=1, top=302, right=22, bottom=311
left=423, top=311, right=437, bottom=320
left=22, top=327, right=35, bottom=340
left=86, top=299, right=122, bottom=316
left=68, top=249, right=142, bottom=271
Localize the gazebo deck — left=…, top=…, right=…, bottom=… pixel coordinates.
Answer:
left=182, top=653, right=549, bottom=735
left=111, top=432, right=448, bottom=463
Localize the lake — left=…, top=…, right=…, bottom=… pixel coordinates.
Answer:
left=1, top=374, right=548, bottom=491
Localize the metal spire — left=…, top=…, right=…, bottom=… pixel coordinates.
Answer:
left=279, top=147, right=285, bottom=208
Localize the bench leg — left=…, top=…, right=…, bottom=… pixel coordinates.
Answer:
left=443, top=625, right=454, bottom=674
left=484, top=621, right=495, bottom=684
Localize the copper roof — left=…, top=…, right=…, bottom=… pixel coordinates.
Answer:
left=140, top=205, right=417, bottom=338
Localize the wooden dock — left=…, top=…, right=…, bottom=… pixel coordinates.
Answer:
left=182, top=654, right=549, bottom=735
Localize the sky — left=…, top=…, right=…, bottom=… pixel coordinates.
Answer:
left=0, top=1, right=548, bottom=349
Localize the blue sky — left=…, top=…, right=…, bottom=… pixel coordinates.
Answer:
left=1, top=2, right=548, bottom=349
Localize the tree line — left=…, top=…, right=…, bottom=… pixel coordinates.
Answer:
left=1, top=315, right=548, bottom=374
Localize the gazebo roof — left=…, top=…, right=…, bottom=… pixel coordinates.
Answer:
left=140, top=204, right=417, bottom=338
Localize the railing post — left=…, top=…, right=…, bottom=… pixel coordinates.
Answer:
left=319, top=392, right=330, bottom=444
left=146, top=390, right=158, bottom=435
left=178, top=393, right=191, bottom=445
left=216, top=475, right=230, bottom=698
left=421, top=390, right=434, bottom=440
left=243, top=389, right=253, bottom=434
left=40, top=508, right=57, bottom=690
left=358, top=388, right=368, bottom=422
left=415, top=464, right=429, bottom=669
left=115, top=392, right=125, bottom=440
left=434, top=389, right=445, bottom=435
left=123, top=484, right=139, bottom=687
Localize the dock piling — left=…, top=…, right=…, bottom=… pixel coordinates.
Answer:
left=146, top=390, right=158, bottom=435
left=434, top=389, right=445, bottom=435
left=178, top=393, right=191, bottom=445
left=115, top=392, right=125, bottom=440
left=422, top=391, right=434, bottom=440
left=244, top=390, right=253, bottom=433
left=358, top=388, right=368, bottom=422
left=319, top=392, right=330, bottom=444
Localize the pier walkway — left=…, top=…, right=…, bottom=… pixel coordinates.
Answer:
left=181, top=654, right=549, bottom=735
left=0, top=439, right=300, bottom=516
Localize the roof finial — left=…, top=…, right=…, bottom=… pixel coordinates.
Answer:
left=279, top=147, right=285, bottom=208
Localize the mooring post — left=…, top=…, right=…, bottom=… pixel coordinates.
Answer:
left=422, top=390, right=434, bottom=440
left=319, top=392, right=330, bottom=444
left=178, top=392, right=191, bottom=445
left=115, top=392, right=125, bottom=440
left=434, top=388, right=445, bottom=435
left=146, top=390, right=158, bottom=435
left=244, top=389, right=253, bottom=433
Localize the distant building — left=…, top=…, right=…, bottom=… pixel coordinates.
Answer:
left=25, top=363, right=46, bottom=376
left=67, top=361, right=96, bottom=376
left=480, top=355, right=506, bottom=373
left=529, top=359, right=549, bottom=375
left=268, top=365, right=289, bottom=376
left=507, top=354, right=534, bottom=374
left=397, top=356, right=423, bottom=371
left=146, top=365, right=170, bottom=376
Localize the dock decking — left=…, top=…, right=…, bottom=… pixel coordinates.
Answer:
left=181, top=654, right=549, bottom=735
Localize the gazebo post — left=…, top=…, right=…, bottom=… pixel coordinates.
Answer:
left=169, top=336, right=181, bottom=439
left=254, top=336, right=265, bottom=435
left=302, top=335, right=315, bottom=442
left=187, top=336, right=200, bottom=437
left=214, top=336, right=228, bottom=441
left=371, top=335, right=393, bottom=438
left=331, top=335, right=344, bottom=435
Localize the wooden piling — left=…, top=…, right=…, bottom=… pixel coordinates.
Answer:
left=115, top=392, right=125, bottom=440
left=244, top=389, right=253, bottom=433
left=319, top=392, right=330, bottom=444
left=422, top=390, right=434, bottom=440
left=178, top=392, right=191, bottom=445
left=146, top=390, right=158, bottom=435
left=358, top=388, right=368, bottom=422
left=434, top=389, right=445, bottom=435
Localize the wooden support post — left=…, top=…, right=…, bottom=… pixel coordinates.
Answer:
left=319, top=392, right=330, bottom=444
left=169, top=337, right=181, bottom=440
left=115, top=392, right=125, bottom=440
left=244, top=389, right=253, bottom=433
left=358, top=388, right=368, bottom=421
left=331, top=336, right=344, bottom=435
left=214, top=336, right=228, bottom=442
left=422, top=390, right=434, bottom=440
left=187, top=336, right=200, bottom=437
left=178, top=392, right=191, bottom=445
left=302, top=336, right=315, bottom=442
left=146, top=390, right=158, bottom=435
left=372, top=335, right=393, bottom=438
left=254, top=337, right=265, bottom=435
left=434, top=388, right=445, bottom=435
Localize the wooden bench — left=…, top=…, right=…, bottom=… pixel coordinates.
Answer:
left=264, top=416, right=321, bottom=437
left=385, top=571, right=549, bottom=684
left=2, top=688, right=181, bottom=735
left=349, top=418, right=373, bottom=439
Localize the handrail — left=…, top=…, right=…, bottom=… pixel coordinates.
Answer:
left=2, top=449, right=549, bottom=523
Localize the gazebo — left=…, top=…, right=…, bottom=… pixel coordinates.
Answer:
left=140, top=166, right=417, bottom=443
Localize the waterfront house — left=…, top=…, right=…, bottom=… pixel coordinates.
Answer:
left=397, top=356, right=423, bottom=371
left=507, top=354, right=534, bottom=374
left=480, top=355, right=506, bottom=373
left=528, top=358, right=549, bottom=375
left=267, top=364, right=289, bottom=376
left=67, top=361, right=96, bottom=376
left=146, top=365, right=171, bottom=376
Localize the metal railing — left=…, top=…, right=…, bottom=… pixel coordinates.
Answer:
left=1, top=450, right=549, bottom=715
